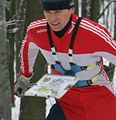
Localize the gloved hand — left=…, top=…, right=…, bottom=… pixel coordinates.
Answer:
left=14, top=75, right=32, bottom=97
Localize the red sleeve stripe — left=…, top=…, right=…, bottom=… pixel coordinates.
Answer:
left=28, top=19, right=47, bottom=27
left=81, top=19, right=115, bottom=43
left=80, top=20, right=116, bottom=50
left=20, top=37, right=27, bottom=74
left=80, top=24, right=116, bottom=50
left=98, top=60, right=109, bottom=81
left=27, top=19, right=47, bottom=31
left=113, top=39, right=116, bottom=45
left=27, top=24, right=46, bottom=31
left=81, top=19, right=113, bottom=41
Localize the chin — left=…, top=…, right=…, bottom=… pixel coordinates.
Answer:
left=53, top=27, right=63, bottom=32
left=51, top=24, right=63, bottom=31
left=53, top=29, right=60, bottom=32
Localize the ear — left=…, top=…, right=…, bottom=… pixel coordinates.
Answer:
left=70, top=7, right=75, bottom=14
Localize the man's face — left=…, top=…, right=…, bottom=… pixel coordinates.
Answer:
left=44, top=8, right=74, bottom=31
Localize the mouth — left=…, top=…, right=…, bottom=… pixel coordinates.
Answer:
left=50, top=22, right=60, bottom=26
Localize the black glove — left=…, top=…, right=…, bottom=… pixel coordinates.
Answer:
left=14, top=75, right=32, bottom=97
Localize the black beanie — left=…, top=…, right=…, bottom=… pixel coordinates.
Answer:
left=42, top=0, right=74, bottom=10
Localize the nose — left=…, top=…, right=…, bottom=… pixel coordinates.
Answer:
left=49, top=13, right=57, bottom=23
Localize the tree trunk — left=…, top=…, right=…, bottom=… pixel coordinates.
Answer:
left=114, top=4, right=116, bottom=41
left=15, top=0, right=27, bottom=78
left=81, top=0, right=101, bottom=22
left=82, top=0, right=92, bottom=18
left=90, top=0, right=100, bottom=22
left=74, top=0, right=78, bottom=14
left=19, top=0, right=46, bottom=120
left=0, top=0, right=12, bottom=119
left=8, top=0, right=16, bottom=106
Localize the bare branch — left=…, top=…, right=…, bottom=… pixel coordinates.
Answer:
left=97, top=0, right=116, bottom=20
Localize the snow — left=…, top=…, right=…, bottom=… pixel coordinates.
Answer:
left=46, top=98, right=56, bottom=117
left=11, top=96, right=21, bottom=120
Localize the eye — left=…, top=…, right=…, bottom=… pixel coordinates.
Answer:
left=45, top=10, right=51, bottom=13
left=55, top=10, right=62, bottom=13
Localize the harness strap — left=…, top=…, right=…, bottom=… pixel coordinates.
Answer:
left=68, top=17, right=82, bottom=63
left=47, top=17, right=82, bottom=63
left=47, top=23, right=59, bottom=62
left=47, top=17, right=101, bottom=86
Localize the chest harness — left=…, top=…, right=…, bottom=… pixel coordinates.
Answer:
left=47, top=17, right=101, bottom=87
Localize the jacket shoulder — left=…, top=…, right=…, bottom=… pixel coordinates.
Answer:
left=80, top=17, right=109, bottom=33
left=80, top=17, right=112, bottom=38
left=27, top=19, right=47, bottom=32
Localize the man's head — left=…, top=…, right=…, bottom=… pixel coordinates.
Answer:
left=42, top=0, right=75, bottom=31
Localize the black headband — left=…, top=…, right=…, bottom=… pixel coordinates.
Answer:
left=42, top=0, right=74, bottom=10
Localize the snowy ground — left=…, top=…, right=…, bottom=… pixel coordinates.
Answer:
left=12, top=96, right=20, bottom=120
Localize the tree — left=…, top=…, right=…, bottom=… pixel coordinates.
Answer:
left=0, top=0, right=12, bottom=119
left=8, top=0, right=16, bottom=106
left=81, top=0, right=100, bottom=21
left=90, top=0, right=101, bottom=22
left=18, top=0, right=46, bottom=120
left=74, top=0, right=79, bottom=14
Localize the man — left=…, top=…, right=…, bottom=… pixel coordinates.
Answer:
left=14, top=0, right=116, bottom=120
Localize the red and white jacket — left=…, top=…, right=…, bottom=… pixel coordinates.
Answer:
left=20, top=14, right=116, bottom=92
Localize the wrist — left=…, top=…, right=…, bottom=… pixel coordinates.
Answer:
left=20, top=74, right=33, bottom=85
left=20, top=72, right=34, bottom=78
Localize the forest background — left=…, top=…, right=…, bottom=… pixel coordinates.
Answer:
left=0, top=0, right=116, bottom=120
